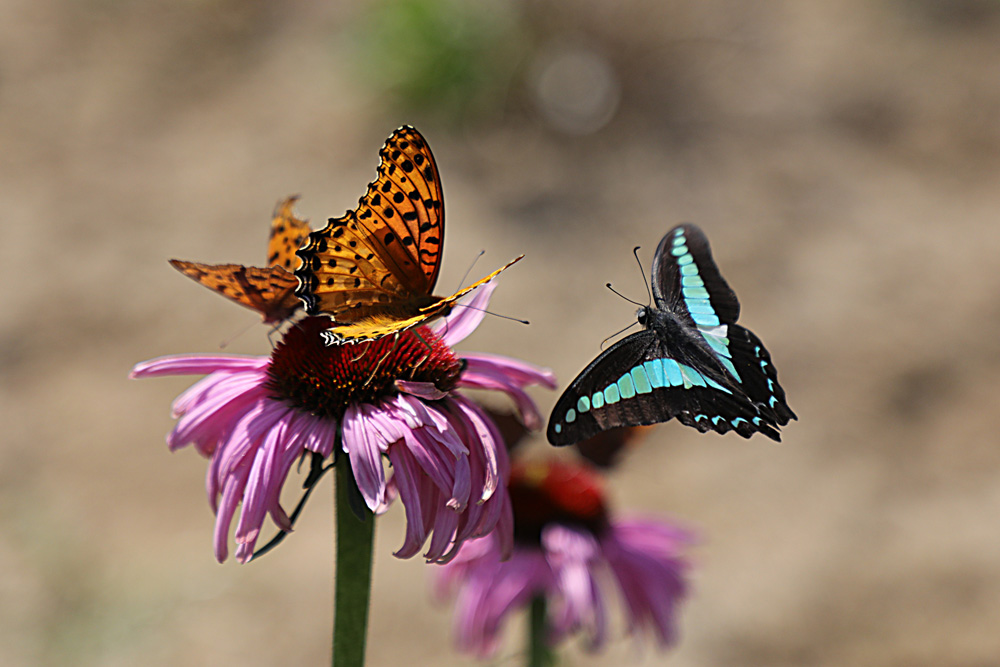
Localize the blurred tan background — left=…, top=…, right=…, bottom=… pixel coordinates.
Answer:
left=3, top=1, right=1000, bottom=665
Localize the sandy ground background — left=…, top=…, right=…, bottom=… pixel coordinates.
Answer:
left=2, top=1, right=1000, bottom=665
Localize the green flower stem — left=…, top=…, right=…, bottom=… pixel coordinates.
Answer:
left=333, top=462, right=375, bottom=666
left=528, top=595, right=556, bottom=667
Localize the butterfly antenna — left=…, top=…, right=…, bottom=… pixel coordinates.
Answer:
left=439, top=312, right=450, bottom=341
left=350, top=342, right=372, bottom=365
left=605, top=283, right=646, bottom=308
left=600, top=319, right=640, bottom=350
left=632, top=245, right=652, bottom=305
left=452, top=302, right=530, bottom=325
left=457, top=250, right=486, bottom=289
left=218, top=319, right=258, bottom=349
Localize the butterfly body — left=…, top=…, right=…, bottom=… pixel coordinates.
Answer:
left=636, top=303, right=740, bottom=393
left=547, top=224, right=795, bottom=445
left=169, top=196, right=310, bottom=325
left=294, top=126, right=522, bottom=345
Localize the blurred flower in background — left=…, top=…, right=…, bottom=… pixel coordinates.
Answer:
left=130, top=283, right=556, bottom=563
left=435, top=458, right=695, bottom=658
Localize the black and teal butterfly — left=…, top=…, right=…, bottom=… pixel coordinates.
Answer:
left=547, top=224, right=796, bottom=445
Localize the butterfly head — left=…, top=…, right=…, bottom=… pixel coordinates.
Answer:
left=636, top=306, right=650, bottom=327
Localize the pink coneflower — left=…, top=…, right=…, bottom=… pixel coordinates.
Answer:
left=435, top=459, right=695, bottom=658
left=130, top=283, right=556, bottom=563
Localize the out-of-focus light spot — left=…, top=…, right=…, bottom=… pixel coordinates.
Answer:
left=529, top=44, right=621, bottom=135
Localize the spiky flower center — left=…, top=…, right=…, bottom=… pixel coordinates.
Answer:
left=266, top=317, right=463, bottom=420
left=509, top=460, right=610, bottom=545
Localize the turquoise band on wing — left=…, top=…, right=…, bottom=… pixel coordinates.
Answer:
left=671, top=228, right=734, bottom=377
left=577, top=358, right=734, bottom=415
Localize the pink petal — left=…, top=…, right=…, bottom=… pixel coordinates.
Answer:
left=399, top=428, right=460, bottom=503
left=395, top=380, right=448, bottom=401
left=130, top=354, right=268, bottom=379
left=342, top=404, right=387, bottom=511
left=385, top=445, right=428, bottom=559
left=449, top=396, right=501, bottom=502
left=457, top=372, right=547, bottom=431
left=213, top=464, right=252, bottom=563
left=431, top=281, right=497, bottom=346
left=168, top=380, right=266, bottom=453
left=461, top=353, right=557, bottom=389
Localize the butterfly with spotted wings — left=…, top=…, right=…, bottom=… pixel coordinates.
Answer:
left=169, top=196, right=310, bottom=325
left=294, top=126, right=522, bottom=346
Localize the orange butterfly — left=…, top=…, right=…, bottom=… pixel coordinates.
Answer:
left=169, top=196, right=311, bottom=325
left=294, top=126, right=522, bottom=345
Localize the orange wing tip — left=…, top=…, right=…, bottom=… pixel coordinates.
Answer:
left=168, top=258, right=201, bottom=275
left=274, top=194, right=302, bottom=211
left=456, top=254, right=525, bottom=294
left=273, top=194, right=303, bottom=220
left=480, top=254, right=524, bottom=285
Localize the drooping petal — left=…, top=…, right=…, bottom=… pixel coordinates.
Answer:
left=213, top=462, right=252, bottom=563
left=400, top=427, right=465, bottom=509
left=392, top=393, right=460, bottom=442
left=424, top=492, right=461, bottom=562
left=342, top=404, right=387, bottom=511
left=171, top=368, right=260, bottom=419
left=263, top=413, right=315, bottom=531
left=216, top=401, right=270, bottom=484
left=302, top=415, right=339, bottom=458
left=457, top=371, right=548, bottom=431
left=234, top=408, right=297, bottom=555
left=385, top=444, right=429, bottom=559
left=130, top=354, right=269, bottom=379
left=461, top=353, right=557, bottom=390
left=449, top=396, right=502, bottom=501
left=168, top=377, right=267, bottom=453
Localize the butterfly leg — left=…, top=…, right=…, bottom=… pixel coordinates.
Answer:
left=266, top=321, right=285, bottom=348
left=409, top=328, right=436, bottom=371
left=350, top=345, right=371, bottom=365
left=361, top=334, right=404, bottom=386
